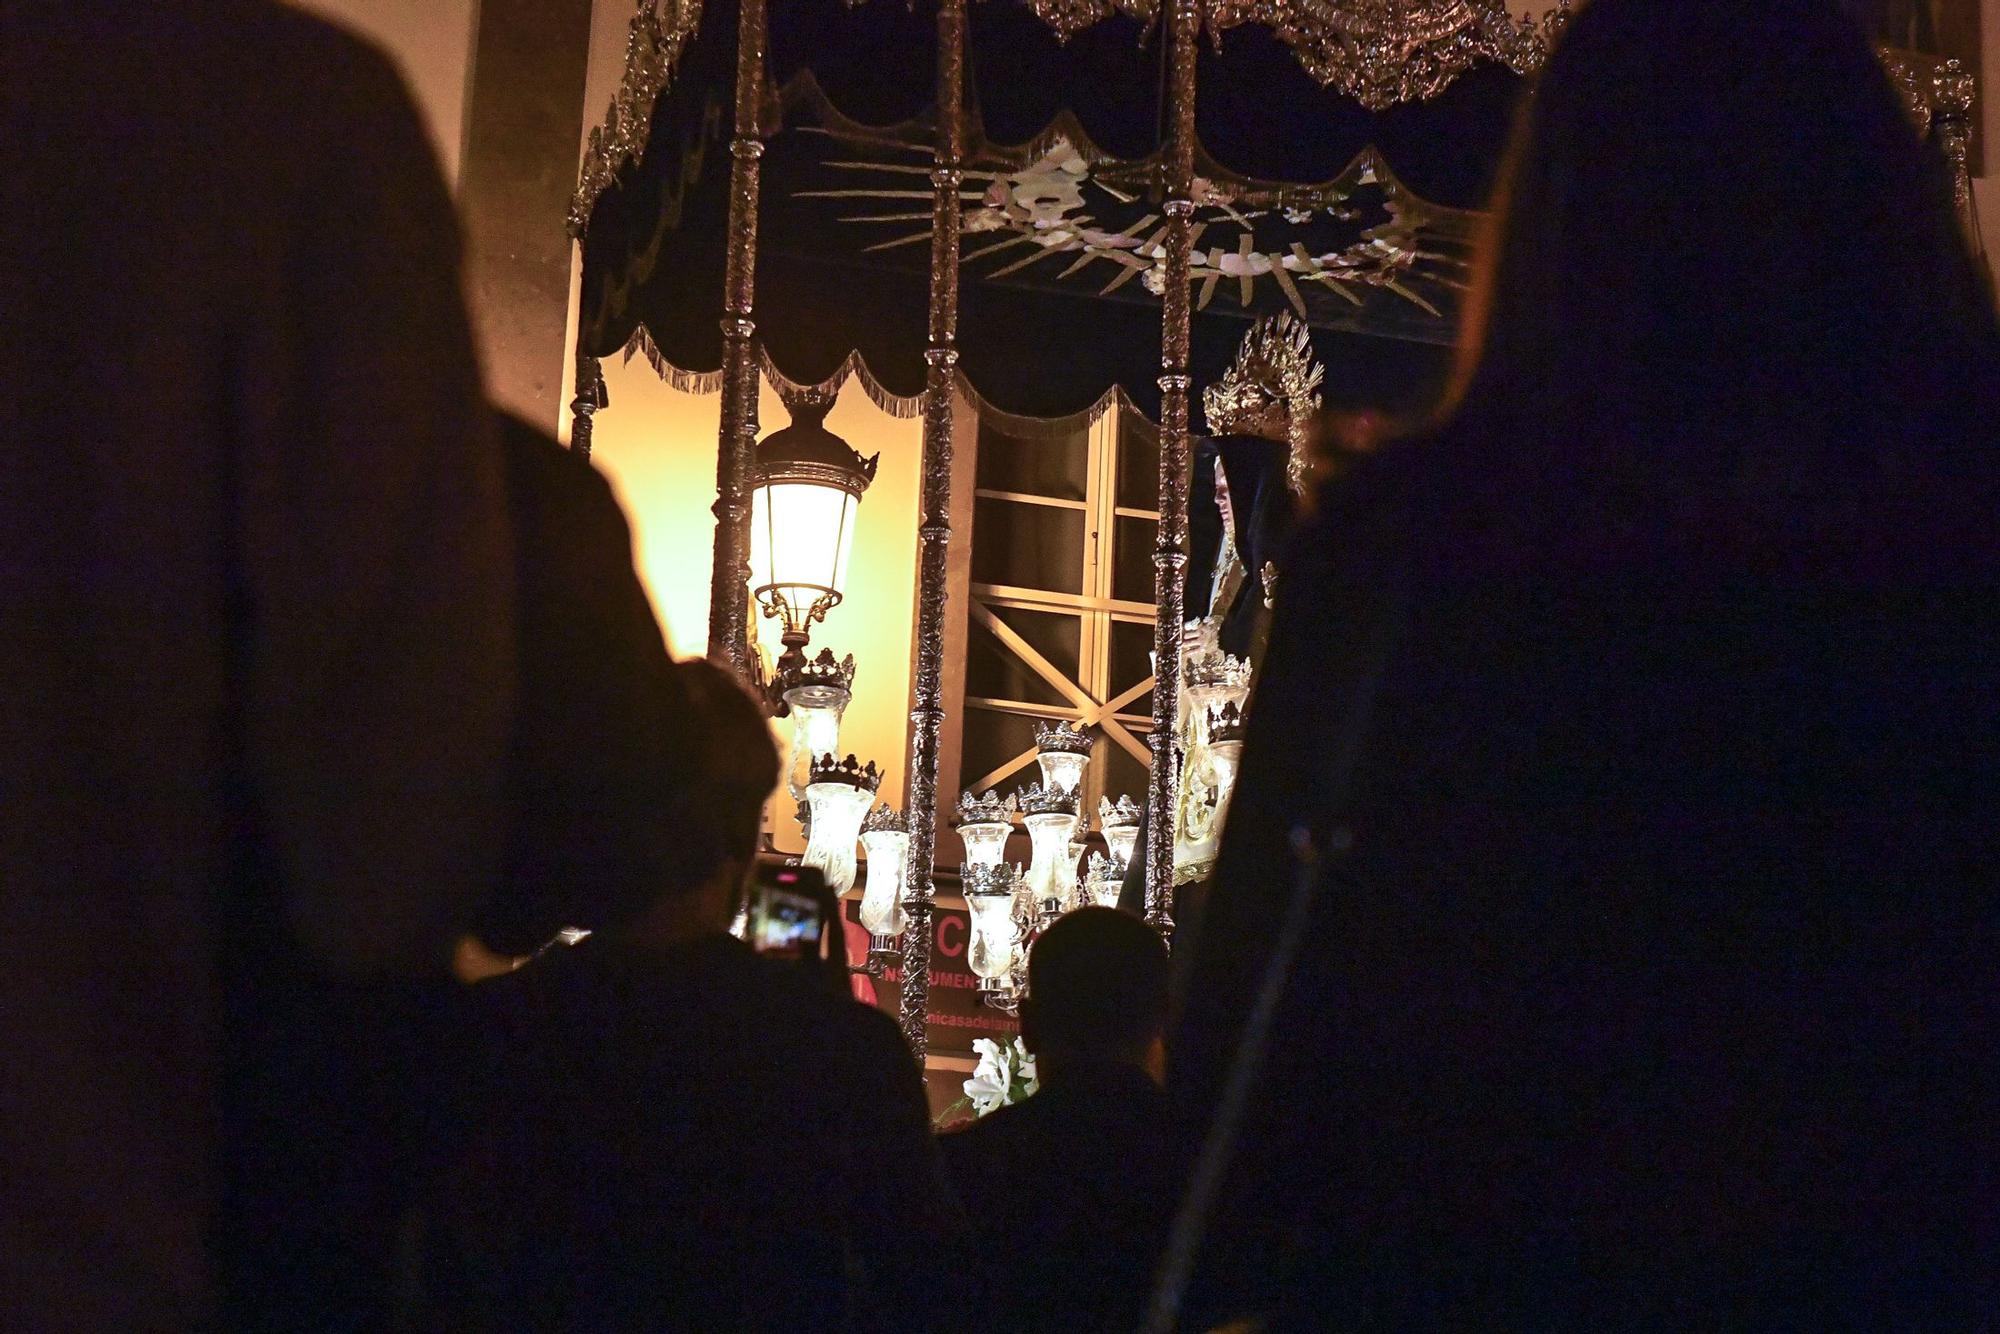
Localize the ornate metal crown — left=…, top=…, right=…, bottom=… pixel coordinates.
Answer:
left=861, top=804, right=907, bottom=836
left=778, top=647, right=856, bottom=701
left=961, top=863, right=1020, bottom=897
left=955, top=789, right=1017, bottom=827
left=1033, top=719, right=1094, bottom=755
left=1206, top=700, right=1246, bottom=746
left=1185, top=649, right=1253, bottom=692
left=1201, top=312, right=1325, bottom=495
left=1098, top=794, right=1142, bottom=830
left=807, top=753, right=883, bottom=792
left=1017, top=782, right=1080, bottom=817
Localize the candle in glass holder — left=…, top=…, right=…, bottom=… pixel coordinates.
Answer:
left=1098, top=794, right=1142, bottom=877
left=1033, top=719, right=1093, bottom=799
left=778, top=651, right=856, bottom=811
left=953, top=789, right=1016, bottom=869
left=1019, top=783, right=1081, bottom=914
left=1082, top=852, right=1121, bottom=908
left=801, top=754, right=881, bottom=895
left=964, top=864, right=1021, bottom=986
left=857, top=805, right=910, bottom=940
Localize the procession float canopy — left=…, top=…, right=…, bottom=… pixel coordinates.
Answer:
left=566, top=0, right=1983, bottom=1061
left=572, top=0, right=1570, bottom=427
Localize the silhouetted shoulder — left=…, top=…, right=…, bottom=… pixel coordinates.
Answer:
left=498, top=414, right=626, bottom=530
left=15, top=0, right=417, bottom=116
left=749, top=955, right=917, bottom=1068
left=1287, top=434, right=1437, bottom=589
left=833, top=995, right=925, bottom=1080
left=167, top=0, right=410, bottom=91
left=935, top=1092, right=1027, bottom=1164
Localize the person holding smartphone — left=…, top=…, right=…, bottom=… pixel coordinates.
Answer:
left=427, top=662, right=959, bottom=1332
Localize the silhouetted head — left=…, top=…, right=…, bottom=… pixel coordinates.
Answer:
left=1021, top=908, right=1169, bottom=1076
left=1447, top=0, right=1995, bottom=510
left=661, top=659, right=779, bottom=892
left=589, top=658, right=778, bottom=938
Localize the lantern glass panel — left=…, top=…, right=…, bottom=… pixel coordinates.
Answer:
left=750, top=479, right=859, bottom=626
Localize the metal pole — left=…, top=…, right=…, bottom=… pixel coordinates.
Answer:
left=706, top=0, right=768, bottom=672
left=569, top=351, right=603, bottom=459
left=898, top=0, right=967, bottom=1062
left=1146, top=0, right=1198, bottom=939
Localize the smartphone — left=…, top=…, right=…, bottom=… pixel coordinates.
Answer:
left=743, top=864, right=832, bottom=961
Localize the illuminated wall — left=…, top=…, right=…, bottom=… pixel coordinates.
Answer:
left=288, top=0, right=478, bottom=185
left=588, top=358, right=923, bottom=854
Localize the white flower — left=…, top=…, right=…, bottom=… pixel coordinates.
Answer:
left=1012, top=1039, right=1039, bottom=1097
left=964, top=1036, right=1042, bottom=1117
left=964, top=1038, right=1011, bottom=1116
left=963, top=1069, right=1007, bottom=1116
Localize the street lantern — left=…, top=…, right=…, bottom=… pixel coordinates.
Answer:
left=749, top=397, right=877, bottom=684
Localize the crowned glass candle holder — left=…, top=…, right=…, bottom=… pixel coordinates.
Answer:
left=778, top=651, right=855, bottom=808
left=1082, top=852, right=1121, bottom=908
left=1174, top=754, right=1221, bottom=885
left=1184, top=647, right=1252, bottom=748
left=953, top=790, right=1016, bottom=870
left=1018, top=784, right=1081, bottom=916
left=1098, top=794, right=1142, bottom=878
left=857, top=806, right=910, bottom=946
left=802, top=754, right=881, bottom=896
left=1178, top=617, right=1224, bottom=732
left=1065, top=834, right=1088, bottom=913
left=1205, top=701, right=1247, bottom=825
left=964, top=865, right=1021, bottom=997
left=984, top=968, right=1022, bottom=1016
left=1034, top=719, right=1093, bottom=799
left=1009, top=877, right=1041, bottom=1001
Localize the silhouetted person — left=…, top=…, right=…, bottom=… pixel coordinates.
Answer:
left=1173, top=0, right=2000, bottom=1326
left=941, top=908, right=1178, bottom=1332
left=434, top=663, right=957, bottom=1332
left=473, top=413, right=678, bottom=961
left=1, top=3, right=513, bottom=1327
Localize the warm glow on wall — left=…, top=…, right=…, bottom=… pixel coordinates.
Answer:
left=588, top=361, right=922, bottom=854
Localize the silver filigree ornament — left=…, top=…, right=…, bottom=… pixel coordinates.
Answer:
left=1203, top=0, right=1561, bottom=112
left=1025, top=0, right=1156, bottom=42
left=569, top=0, right=706, bottom=236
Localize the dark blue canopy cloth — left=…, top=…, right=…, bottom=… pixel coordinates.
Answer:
left=572, top=0, right=1555, bottom=426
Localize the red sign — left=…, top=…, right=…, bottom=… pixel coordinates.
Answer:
left=841, top=900, right=1019, bottom=1054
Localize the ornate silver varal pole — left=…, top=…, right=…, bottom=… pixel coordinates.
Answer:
left=897, top=0, right=967, bottom=1061
left=706, top=0, right=768, bottom=671
left=568, top=348, right=604, bottom=462
left=1145, top=0, right=1198, bottom=939
left=569, top=351, right=603, bottom=459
